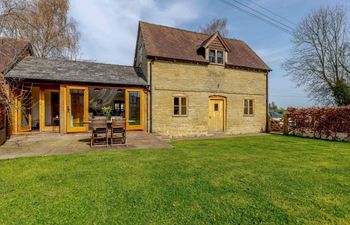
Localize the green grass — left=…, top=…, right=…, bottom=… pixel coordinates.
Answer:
left=1, top=135, right=350, bottom=225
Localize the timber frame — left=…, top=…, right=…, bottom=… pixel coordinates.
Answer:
left=11, top=82, right=147, bottom=135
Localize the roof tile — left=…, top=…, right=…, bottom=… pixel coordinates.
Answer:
left=140, top=21, right=271, bottom=71
left=6, top=57, right=147, bottom=86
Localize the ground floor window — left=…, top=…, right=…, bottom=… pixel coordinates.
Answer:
left=173, top=96, right=187, bottom=116
left=244, top=99, right=254, bottom=115
left=88, top=88, right=125, bottom=119
left=88, top=88, right=143, bottom=129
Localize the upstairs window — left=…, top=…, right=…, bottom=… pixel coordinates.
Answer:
left=217, top=51, right=224, bottom=64
left=209, top=50, right=216, bottom=63
left=244, top=99, right=254, bottom=115
left=174, top=96, right=187, bottom=116
left=208, top=49, right=224, bottom=64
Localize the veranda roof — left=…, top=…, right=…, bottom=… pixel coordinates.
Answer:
left=6, top=56, right=147, bottom=86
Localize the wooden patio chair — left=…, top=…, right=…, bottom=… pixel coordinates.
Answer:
left=90, top=119, right=108, bottom=147
left=111, top=116, right=123, bottom=121
left=110, top=118, right=126, bottom=146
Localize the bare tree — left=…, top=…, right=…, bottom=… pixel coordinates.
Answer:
left=1, top=0, right=80, bottom=59
left=0, top=1, right=35, bottom=135
left=199, top=18, right=229, bottom=37
left=283, top=5, right=350, bottom=106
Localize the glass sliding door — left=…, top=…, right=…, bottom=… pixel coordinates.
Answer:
left=66, top=86, right=88, bottom=132
left=125, top=89, right=144, bottom=130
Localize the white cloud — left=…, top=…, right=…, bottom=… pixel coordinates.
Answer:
left=69, top=0, right=201, bottom=65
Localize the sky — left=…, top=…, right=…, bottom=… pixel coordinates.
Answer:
left=69, top=0, right=350, bottom=108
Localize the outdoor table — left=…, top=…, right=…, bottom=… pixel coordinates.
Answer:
left=83, top=120, right=135, bottom=132
left=83, top=120, right=135, bottom=125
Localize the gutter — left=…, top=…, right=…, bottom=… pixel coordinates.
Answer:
left=149, top=60, right=154, bottom=133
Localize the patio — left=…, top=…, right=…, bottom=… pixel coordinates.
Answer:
left=0, top=131, right=172, bottom=160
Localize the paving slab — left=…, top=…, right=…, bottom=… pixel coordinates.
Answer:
left=0, top=131, right=172, bottom=160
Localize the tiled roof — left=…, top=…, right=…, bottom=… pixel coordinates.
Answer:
left=139, top=21, right=271, bottom=71
left=0, top=37, right=32, bottom=74
left=6, top=57, right=147, bottom=86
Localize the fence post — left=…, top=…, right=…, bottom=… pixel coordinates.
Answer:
left=283, top=113, right=289, bottom=135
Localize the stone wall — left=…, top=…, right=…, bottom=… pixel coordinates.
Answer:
left=150, top=60, right=267, bottom=138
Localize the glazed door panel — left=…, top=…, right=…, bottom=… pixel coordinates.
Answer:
left=40, top=89, right=60, bottom=132
left=125, top=89, right=144, bottom=130
left=66, top=86, right=88, bottom=133
left=18, top=96, right=32, bottom=132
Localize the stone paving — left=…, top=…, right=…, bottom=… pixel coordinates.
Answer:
left=0, top=131, right=172, bottom=160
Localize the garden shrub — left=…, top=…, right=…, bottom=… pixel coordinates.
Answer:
left=288, top=106, right=350, bottom=141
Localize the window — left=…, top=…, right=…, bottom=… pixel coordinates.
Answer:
left=214, top=103, right=219, bottom=111
left=217, top=51, right=224, bottom=64
left=208, top=49, right=225, bottom=64
left=174, top=96, right=187, bottom=116
left=209, top=50, right=216, bottom=63
left=244, top=99, right=254, bottom=115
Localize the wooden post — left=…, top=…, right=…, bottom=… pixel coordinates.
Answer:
left=267, top=115, right=271, bottom=133
left=283, top=113, right=289, bottom=135
left=59, top=85, right=67, bottom=134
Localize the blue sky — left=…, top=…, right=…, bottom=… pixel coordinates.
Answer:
left=70, top=0, right=349, bottom=108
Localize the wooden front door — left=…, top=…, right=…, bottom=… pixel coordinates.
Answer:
left=66, top=86, right=88, bottom=133
left=208, top=99, right=224, bottom=132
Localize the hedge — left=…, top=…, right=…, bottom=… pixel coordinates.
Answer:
left=287, top=106, right=350, bottom=141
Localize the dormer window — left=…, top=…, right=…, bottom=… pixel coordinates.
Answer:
left=201, top=32, right=230, bottom=65
left=209, top=50, right=216, bottom=63
left=217, top=51, right=224, bottom=64
left=208, top=49, right=224, bottom=65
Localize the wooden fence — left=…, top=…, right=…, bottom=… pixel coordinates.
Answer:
left=268, top=114, right=289, bottom=135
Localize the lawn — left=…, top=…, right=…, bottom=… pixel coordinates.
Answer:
left=1, top=135, right=350, bottom=225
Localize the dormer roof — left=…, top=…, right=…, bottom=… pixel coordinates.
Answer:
left=200, top=31, right=231, bottom=52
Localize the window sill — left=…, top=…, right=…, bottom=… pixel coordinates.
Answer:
left=173, top=115, right=188, bottom=117
left=243, top=114, right=255, bottom=117
left=209, top=63, right=225, bottom=66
